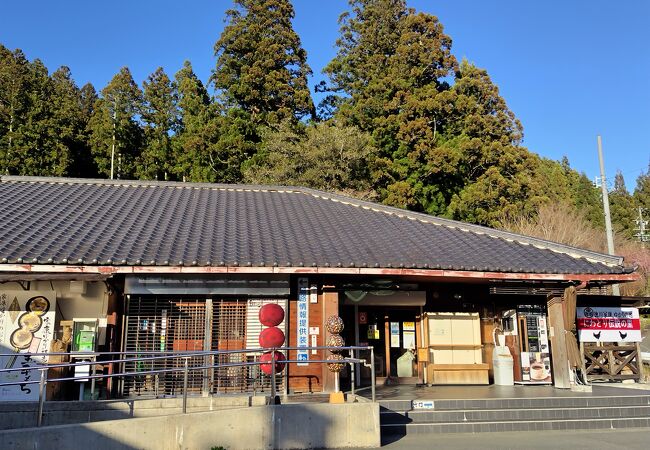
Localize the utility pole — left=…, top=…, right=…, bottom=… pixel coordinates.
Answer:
left=597, top=135, right=620, bottom=296
left=635, top=207, right=649, bottom=246
left=110, top=108, right=116, bottom=180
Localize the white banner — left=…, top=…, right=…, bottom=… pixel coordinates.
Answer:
left=296, top=278, right=309, bottom=365
left=0, top=291, right=57, bottom=401
left=577, top=306, right=641, bottom=343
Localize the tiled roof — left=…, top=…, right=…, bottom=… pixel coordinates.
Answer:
left=0, top=176, right=631, bottom=275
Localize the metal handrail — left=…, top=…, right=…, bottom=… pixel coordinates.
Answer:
left=0, top=345, right=365, bottom=357
left=0, top=345, right=376, bottom=427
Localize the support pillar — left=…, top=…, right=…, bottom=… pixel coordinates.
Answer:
left=322, top=288, right=339, bottom=392
left=547, top=295, right=570, bottom=389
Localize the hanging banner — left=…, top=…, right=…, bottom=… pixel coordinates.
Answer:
left=0, top=291, right=57, bottom=401
left=577, top=306, right=641, bottom=343
left=296, top=278, right=309, bottom=365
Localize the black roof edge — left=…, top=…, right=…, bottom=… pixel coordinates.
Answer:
left=0, top=175, right=626, bottom=268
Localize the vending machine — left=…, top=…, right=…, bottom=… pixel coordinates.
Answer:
left=515, top=305, right=552, bottom=384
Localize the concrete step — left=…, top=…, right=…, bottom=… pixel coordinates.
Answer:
left=378, top=395, right=650, bottom=412
left=381, top=416, right=650, bottom=434
left=380, top=405, right=650, bottom=425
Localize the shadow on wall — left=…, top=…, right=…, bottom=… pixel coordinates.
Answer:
left=0, top=402, right=380, bottom=450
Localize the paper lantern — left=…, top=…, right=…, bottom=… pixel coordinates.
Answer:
left=325, top=315, right=344, bottom=334
left=326, top=334, right=345, bottom=348
left=260, top=351, right=286, bottom=375
left=259, top=326, right=285, bottom=348
left=259, top=303, right=285, bottom=327
left=327, top=353, right=345, bottom=372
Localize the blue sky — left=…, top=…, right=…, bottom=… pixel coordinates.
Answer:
left=1, top=0, right=648, bottom=190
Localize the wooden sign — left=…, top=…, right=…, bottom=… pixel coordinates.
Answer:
left=577, top=307, right=641, bottom=342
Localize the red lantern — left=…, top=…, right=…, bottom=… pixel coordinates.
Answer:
left=260, top=351, right=286, bottom=375
left=259, top=303, right=284, bottom=327
left=259, top=326, right=285, bottom=348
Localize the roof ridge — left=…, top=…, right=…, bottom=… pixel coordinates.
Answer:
left=0, top=175, right=624, bottom=267
left=0, top=175, right=303, bottom=192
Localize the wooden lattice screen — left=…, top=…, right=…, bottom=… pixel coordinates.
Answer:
left=580, top=342, right=643, bottom=382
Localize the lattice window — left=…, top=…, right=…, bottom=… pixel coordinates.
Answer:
left=122, top=296, right=284, bottom=397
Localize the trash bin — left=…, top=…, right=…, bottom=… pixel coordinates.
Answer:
left=492, top=346, right=514, bottom=386
left=397, top=350, right=416, bottom=377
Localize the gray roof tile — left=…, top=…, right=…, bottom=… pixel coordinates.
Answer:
left=0, top=176, right=630, bottom=275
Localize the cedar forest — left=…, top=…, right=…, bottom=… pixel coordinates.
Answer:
left=0, top=0, right=648, bottom=293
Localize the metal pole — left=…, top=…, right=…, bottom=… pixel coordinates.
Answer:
left=370, top=346, right=376, bottom=402
left=334, top=371, right=340, bottom=393
left=110, top=108, right=116, bottom=180
left=90, top=360, right=96, bottom=398
left=210, top=354, right=215, bottom=394
left=182, top=357, right=189, bottom=414
left=420, top=305, right=427, bottom=385
left=349, top=349, right=355, bottom=396
left=637, top=207, right=648, bottom=247
left=270, top=350, right=277, bottom=403
left=597, top=135, right=620, bottom=296
left=354, top=304, right=360, bottom=386
left=37, top=369, right=47, bottom=427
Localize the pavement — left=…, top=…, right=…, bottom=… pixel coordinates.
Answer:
left=359, top=382, right=650, bottom=400
left=345, top=428, right=650, bottom=449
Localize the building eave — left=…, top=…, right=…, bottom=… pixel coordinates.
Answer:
left=0, top=264, right=638, bottom=284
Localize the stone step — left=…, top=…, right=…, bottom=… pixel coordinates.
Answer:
left=380, top=405, right=650, bottom=425
left=381, top=416, right=650, bottom=434
left=378, top=395, right=650, bottom=411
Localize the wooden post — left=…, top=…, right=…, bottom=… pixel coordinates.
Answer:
left=636, top=342, right=645, bottom=382
left=322, top=288, right=339, bottom=392
left=384, top=317, right=391, bottom=378
left=547, top=295, right=571, bottom=389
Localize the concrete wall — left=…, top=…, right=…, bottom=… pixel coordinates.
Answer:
left=0, top=402, right=381, bottom=449
left=0, top=395, right=268, bottom=430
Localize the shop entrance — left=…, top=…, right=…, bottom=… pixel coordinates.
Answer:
left=341, top=291, right=426, bottom=387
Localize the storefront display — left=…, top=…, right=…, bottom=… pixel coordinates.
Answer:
left=514, top=305, right=552, bottom=385
left=424, top=312, right=489, bottom=384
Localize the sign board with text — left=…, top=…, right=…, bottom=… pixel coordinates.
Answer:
left=296, top=278, right=309, bottom=365
left=0, top=291, right=57, bottom=401
left=577, top=307, right=641, bottom=343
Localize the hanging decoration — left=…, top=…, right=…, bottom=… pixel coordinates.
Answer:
left=325, top=315, right=345, bottom=374
left=327, top=353, right=345, bottom=372
left=258, top=304, right=286, bottom=374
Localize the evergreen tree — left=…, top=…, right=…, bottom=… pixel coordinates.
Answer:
left=634, top=163, right=650, bottom=212
left=88, top=67, right=144, bottom=179
left=173, top=61, right=256, bottom=183
left=14, top=58, right=54, bottom=175
left=0, top=45, right=30, bottom=174
left=74, top=83, right=99, bottom=177
left=1, top=46, right=96, bottom=177
left=139, top=67, right=179, bottom=180
left=322, top=0, right=459, bottom=213
left=46, top=66, right=89, bottom=176
left=172, top=61, right=212, bottom=181
left=609, top=171, right=636, bottom=238
left=201, top=109, right=259, bottom=183
left=322, top=1, right=607, bottom=227
left=212, top=0, right=315, bottom=125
